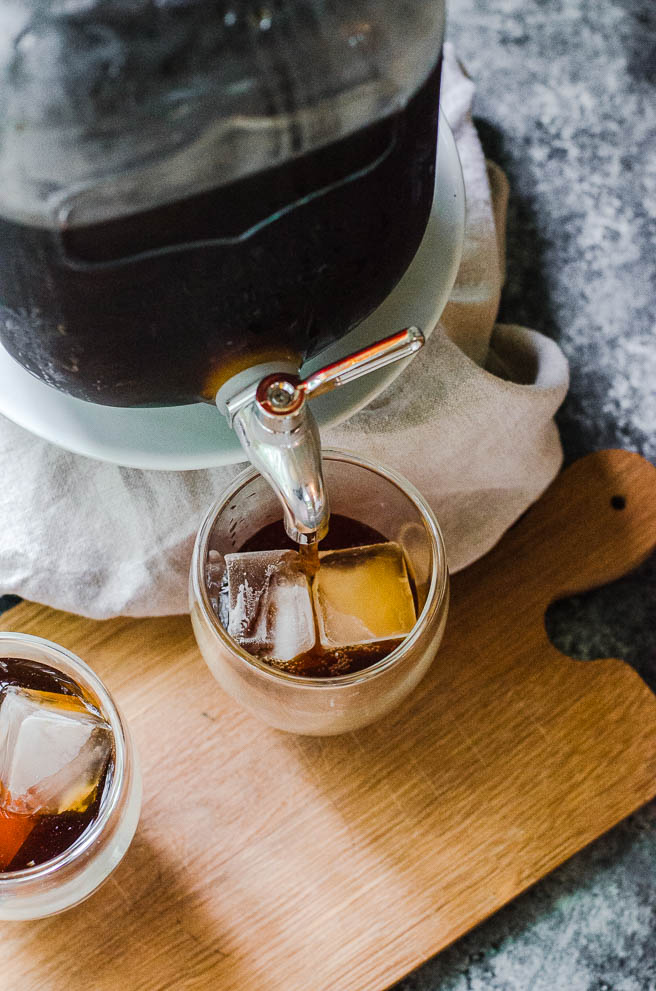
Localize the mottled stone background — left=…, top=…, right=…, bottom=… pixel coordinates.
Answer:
left=394, top=1, right=656, bottom=989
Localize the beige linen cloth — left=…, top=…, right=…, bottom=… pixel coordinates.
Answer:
left=0, top=45, right=568, bottom=619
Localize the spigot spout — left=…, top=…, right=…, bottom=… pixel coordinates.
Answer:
left=232, top=388, right=329, bottom=544
left=216, top=327, right=424, bottom=546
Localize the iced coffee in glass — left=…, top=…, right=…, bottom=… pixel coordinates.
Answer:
left=0, top=634, right=141, bottom=920
left=190, top=451, right=449, bottom=735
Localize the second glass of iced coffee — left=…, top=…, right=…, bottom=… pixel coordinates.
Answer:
left=190, top=451, right=449, bottom=735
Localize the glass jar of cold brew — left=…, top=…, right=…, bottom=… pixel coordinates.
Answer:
left=0, top=1, right=446, bottom=407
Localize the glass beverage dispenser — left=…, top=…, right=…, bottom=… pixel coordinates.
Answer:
left=0, top=0, right=446, bottom=408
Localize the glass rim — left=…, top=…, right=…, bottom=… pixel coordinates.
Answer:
left=191, top=448, right=448, bottom=688
left=0, top=632, right=128, bottom=887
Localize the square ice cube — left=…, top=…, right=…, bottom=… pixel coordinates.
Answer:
left=0, top=687, right=112, bottom=817
left=313, top=542, right=416, bottom=649
left=225, top=549, right=315, bottom=662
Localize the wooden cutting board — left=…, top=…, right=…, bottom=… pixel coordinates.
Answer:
left=2, top=449, right=656, bottom=991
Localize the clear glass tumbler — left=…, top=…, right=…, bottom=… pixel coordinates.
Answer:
left=190, top=450, right=449, bottom=735
left=0, top=633, right=142, bottom=920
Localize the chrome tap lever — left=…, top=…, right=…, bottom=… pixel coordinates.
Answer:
left=298, top=326, right=424, bottom=401
left=221, top=327, right=425, bottom=544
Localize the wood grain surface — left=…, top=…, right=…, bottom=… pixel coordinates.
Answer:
left=2, top=450, right=655, bottom=991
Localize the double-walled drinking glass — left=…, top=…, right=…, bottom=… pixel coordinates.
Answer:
left=190, top=450, right=449, bottom=735
left=0, top=633, right=142, bottom=921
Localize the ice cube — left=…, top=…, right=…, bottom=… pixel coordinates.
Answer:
left=0, top=687, right=112, bottom=817
left=225, top=549, right=315, bottom=662
left=313, top=542, right=416, bottom=649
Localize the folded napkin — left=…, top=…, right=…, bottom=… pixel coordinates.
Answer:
left=0, top=44, right=568, bottom=619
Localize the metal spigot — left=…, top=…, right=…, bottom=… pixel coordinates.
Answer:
left=216, top=327, right=425, bottom=544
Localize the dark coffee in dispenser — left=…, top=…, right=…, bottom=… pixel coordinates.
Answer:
left=0, top=9, right=442, bottom=408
